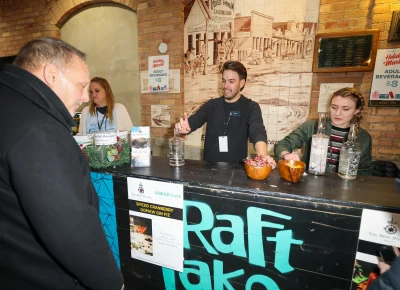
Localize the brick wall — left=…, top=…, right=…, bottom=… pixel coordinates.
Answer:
left=0, top=0, right=399, bottom=160
left=314, top=0, right=400, bottom=161
left=0, top=0, right=59, bottom=56
left=136, top=0, right=184, bottom=138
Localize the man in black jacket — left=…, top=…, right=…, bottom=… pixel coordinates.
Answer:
left=175, top=61, right=275, bottom=166
left=0, top=38, right=123, bottom=289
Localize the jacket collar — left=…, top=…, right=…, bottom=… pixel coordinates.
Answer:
left=1, top=64, right=76, bottom=129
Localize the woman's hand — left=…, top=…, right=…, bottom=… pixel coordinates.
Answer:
left=280, top=151, right=300, bottom=161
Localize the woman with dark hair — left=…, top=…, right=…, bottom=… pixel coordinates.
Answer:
left=274, top=87, right=373, bottom=176
left=78, top=77, right=133, bottom=134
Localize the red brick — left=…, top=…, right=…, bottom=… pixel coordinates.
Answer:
left=372, top=139, right=394, bottom=146
left=380, top=131, right=400, bottom=138
left=378, top=147, right=400, bottom=154
left=337, top=19, right=351, bottom=28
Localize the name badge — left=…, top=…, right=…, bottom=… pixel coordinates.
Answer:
left=219, top=136, right=228, bottom=152
left=230, top=111, right=240, bottom=117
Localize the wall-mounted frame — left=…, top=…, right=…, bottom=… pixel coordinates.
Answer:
left=312, top=29, right=379, bottom=73
left=388, top=11, right=400, bottom=42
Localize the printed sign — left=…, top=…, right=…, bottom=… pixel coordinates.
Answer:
left=127, top=177, right=184, bottom=271
left=148, top=55, right=169, bottom=92
left=370, top=48, right=400, bottom=107
left=351, top=209, right=400, bottom=289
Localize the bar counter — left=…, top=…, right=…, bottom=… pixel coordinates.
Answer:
left=93, top=156, right=400, bottom=290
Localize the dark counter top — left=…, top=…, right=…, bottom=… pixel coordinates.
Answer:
left=101, top=156, right=400, bottom=211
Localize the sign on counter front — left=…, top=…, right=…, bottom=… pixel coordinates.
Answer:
left=148, top=55, right=169, bottom=92
left=370, top=48, right=400, bottom=107
left=127, top=177, right=184, bottom=272
left=352, top=209, right=400, bottom=288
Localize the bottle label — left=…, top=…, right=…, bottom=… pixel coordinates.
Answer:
left=339, top=153, right=360, bottom=175
left=94, top=131, right=117, bottom=145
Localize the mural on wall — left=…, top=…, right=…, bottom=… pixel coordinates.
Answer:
left=184, top=0, right=320, bottom=154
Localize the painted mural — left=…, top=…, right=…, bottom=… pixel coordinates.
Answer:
left=183, top=0, right=320, bottom=154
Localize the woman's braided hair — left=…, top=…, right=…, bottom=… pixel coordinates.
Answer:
left=331, top=87, right=365, bottom=124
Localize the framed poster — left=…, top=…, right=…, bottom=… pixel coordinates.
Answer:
left=312, top=30, right=379, bottom=73
left=369, top=48, right=400, bottom=107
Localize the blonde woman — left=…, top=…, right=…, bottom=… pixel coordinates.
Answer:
left=78, top=77, right=132, bottom=134
left=274, top=88, right=373, bottom=175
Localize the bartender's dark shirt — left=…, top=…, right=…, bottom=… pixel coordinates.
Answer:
left=188, top=95, right=267, bottom=163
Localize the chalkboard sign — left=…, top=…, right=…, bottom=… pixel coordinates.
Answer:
left=313, top=30, right=379, bottom=73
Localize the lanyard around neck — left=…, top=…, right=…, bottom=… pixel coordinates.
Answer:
left=96, top=109, right=107, bottom=131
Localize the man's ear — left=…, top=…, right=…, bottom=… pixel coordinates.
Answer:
left=240, top=79, right=245, bottom=90
left=43, top=63, right=60, bottom=88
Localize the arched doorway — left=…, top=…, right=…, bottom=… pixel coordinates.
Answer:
left=61, top=4, right=141, bottom=126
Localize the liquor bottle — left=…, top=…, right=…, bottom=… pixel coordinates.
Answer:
left=338, top=124, right=361, bottom=180
left=169, top=129, right=185, bottom=166
left=308, top=113, right=329, bottom=175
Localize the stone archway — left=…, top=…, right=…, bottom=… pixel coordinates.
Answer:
left=45, top=0, right=139, bottom=27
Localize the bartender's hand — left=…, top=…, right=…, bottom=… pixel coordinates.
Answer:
left=175, top=113, right=191, bottom=134
left=262, top=155, right=276, bottom=169
left=281, top=151, right=300, bottom=161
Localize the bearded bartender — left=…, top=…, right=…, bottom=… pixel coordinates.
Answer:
left=175, top=61, right=276, bottom=168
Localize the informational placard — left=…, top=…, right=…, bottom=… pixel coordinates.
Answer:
left=318, top=83, right=354, bottom=112
left=151, top=105, right=170, bottom=128
left=140, top=69, right=180, bottom=94
left=369, top=48, right=400, bottom=107
left=131, top=127, right=151, bottom=167
left=351, top=209, right=400, bottom=289
left=127, top=177, right=184, bottom=272
left=148, top=55, right=169, bottom=92
left=312, top=30, right=379, bottom=73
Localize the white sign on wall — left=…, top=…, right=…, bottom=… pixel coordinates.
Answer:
left=148, top=55, right=169, bottom=92
left=370, top=48, right=400, bottom=107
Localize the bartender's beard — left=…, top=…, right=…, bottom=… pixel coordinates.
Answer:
left=223, top=90, right=240, bottom=102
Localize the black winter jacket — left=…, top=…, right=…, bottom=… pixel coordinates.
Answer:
left=0, top=65, right=123, bottom=289
left=369, top=257, right=400, bottom=290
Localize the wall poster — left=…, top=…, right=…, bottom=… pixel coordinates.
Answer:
left=369, top=48, right=400, bottom=107
left=127, top=177, right=184, bottom=271
left=183, top=0, right=320, bottom=155
left=148, top=55, right=169, bottom=92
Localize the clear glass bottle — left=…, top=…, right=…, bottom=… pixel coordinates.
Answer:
left=338, top=124, right=361, bottom=180
left=169, top=129, right=185, bottom=166
left=308, top=113, right=329, bottom=175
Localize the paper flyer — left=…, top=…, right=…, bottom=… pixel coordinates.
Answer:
left=130, top=127, right=151, bottom=167
left=351, top=209, right=400, bottom=289
left=148, top=55, right=169, bottom=92
left=369, top=48, right=400, bottom=107
left=127, top=177, right=184, bottom=272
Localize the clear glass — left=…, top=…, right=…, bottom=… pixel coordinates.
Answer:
left=308, top=113, right=329, bottom=175
left=338, top=124, right=361, bottom=180
left=169, top=129, right=185, bottom=166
